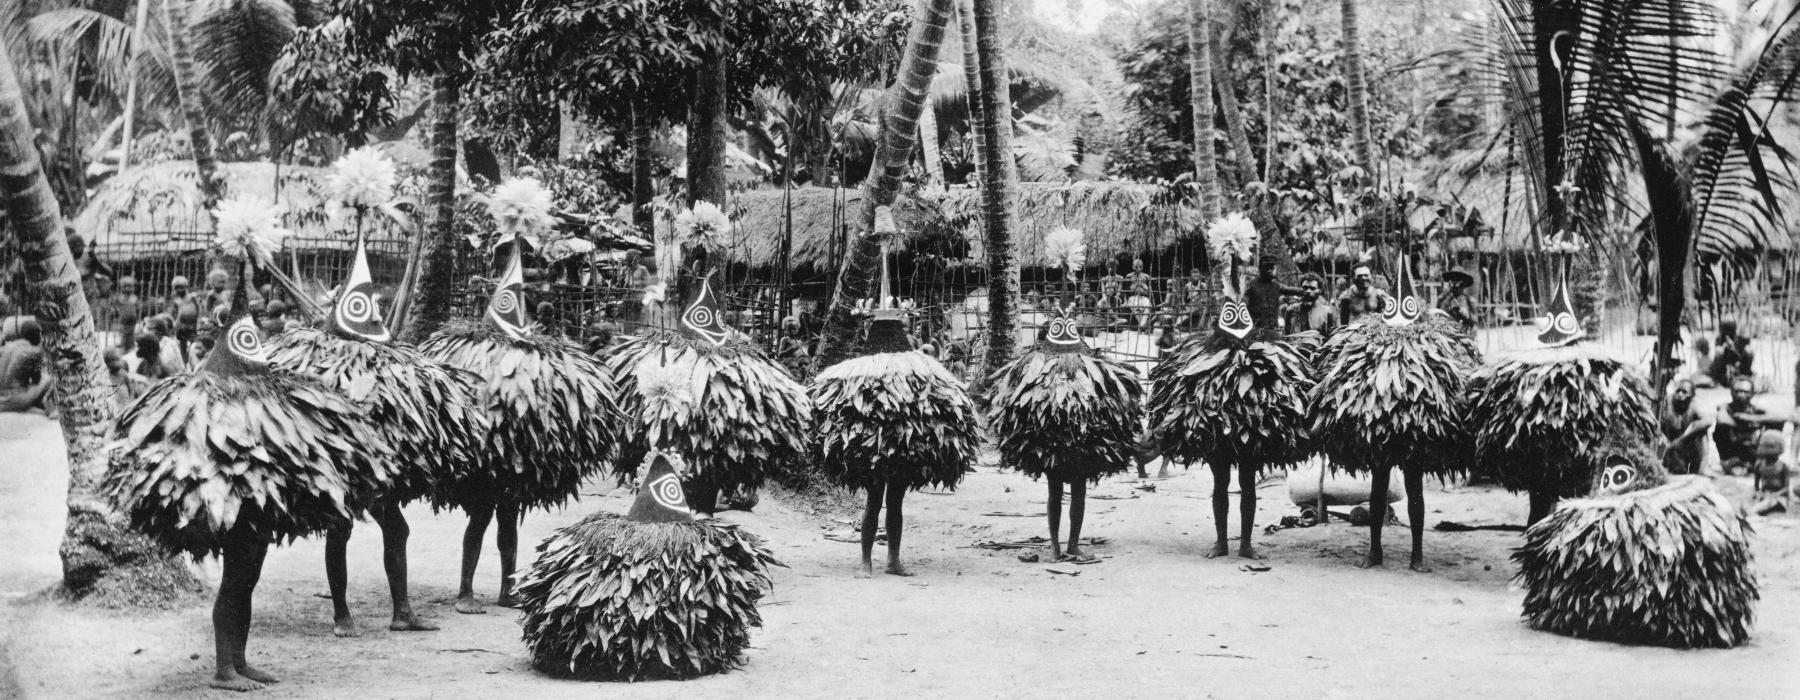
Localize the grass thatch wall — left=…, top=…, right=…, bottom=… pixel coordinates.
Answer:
left=73, top=161, right=412, bottom=262
left=724, top=181, right=1196, bottom=270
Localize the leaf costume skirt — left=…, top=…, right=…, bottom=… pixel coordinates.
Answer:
left=984, top=348, right=1143, bottom=483
left=811, top=350, right=980, bottom=492
left=1309, top=317, right=1481, bottom=477
left=267, top=327, right=489, bottom=509
left=103, top=370, right=385, bottom=556
left=604, top=331, right=811, bottom=496
left=420, top=320, right=621, bottom=512
left=1464, top=343, right=1660, bottom=497
left=1512, top=476, right=1758, bottom=648
left=1148, top=329, right=1315, bottom=475
left=515, top=511, right=780, bottom=681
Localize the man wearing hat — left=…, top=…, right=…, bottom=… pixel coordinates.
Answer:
left=1439, top=267, right=1477, bottom=334
left=1243, top=254, right=1303, bottom=331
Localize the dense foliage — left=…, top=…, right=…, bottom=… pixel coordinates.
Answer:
left=1309, top=316, right=1479, bottom=476
left=984, top=348, right=1143, bottom=484
left=812, top=349, right=981, bottom=492
left=1149, top=329, right=1316, bottom=474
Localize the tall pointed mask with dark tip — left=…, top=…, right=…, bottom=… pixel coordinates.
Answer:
left=1381, top=254, right=1422, bottom=327
left=1538, top=268, right=1584, bottom=347
left=326, top=235, right=391, bottom=343
left=485, top=244, right=530, bottom=341
left=205, top=315, right=272, bottom=376
left=679, top=276, right=732, bottom=347
left=626, top=451, right=696, bottom=523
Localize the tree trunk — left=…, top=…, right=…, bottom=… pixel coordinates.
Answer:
left=0, top=47, right=198, bottom=600
left=816, top=0, right=957, bottom=370
left=687, top=56, right=730, bottom=209
left=120, top=0, right=153, bottom=170
left=957, top=0, right=987, bottom=187
left=396, top=75, right=460, bottom=342
left=1187, top=0, right=1222, bottom=222
left=973, top=0, right=1020, bottom=373
left=163, top=0, right=222, bottom=210
left=631, top=98, right=655, bottom=232
left=918, top=101, right=944, bottom=188
left=1212, top=28, right=1295, bottom=279
left=1339, top=0, right=1377, bottom=180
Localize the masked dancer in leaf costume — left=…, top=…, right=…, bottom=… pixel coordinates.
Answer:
left=105, top=315, right=386, bottom=691
left=420, top=240, right=621, bottom=614
left=515, top=437, right=781, bottom=680
left=1513, top=439, right=1759, bottom=648
left=266, top=236, right=488, bottom=636
left=1309, top=254, right=1480, bottom=571
left=1464, top=268, right=1659, bottom=525
left=812, top=207, right=980, bottom=577
left=603, top=274, right=810, bottom=513
left=984, top=226, right=1143, bottom=562
left=1148, top=215, right=1315, bottom=559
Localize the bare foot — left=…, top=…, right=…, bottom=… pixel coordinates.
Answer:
left=1203, top=542, right=1229, bottom=559
left=235, top=666, right=279, bottom=684
left=1237, top=546, right=1262, bottom=560
left=209, top=670, right=264, bottom=693
left=494, top=593, right=519, bottom=609
left=389, top=614, right=439, bottom=632
left=453, top=596, right=486, bottom=615
left=858, top=560, right=874, bottom=579
left=331, top=616, right=359, bottom=638
left=884, top=563, right=914, bottom=577
left=1357, top=551, right=1384, bottom=569
left=1409, top=556, right=1432, bottom=574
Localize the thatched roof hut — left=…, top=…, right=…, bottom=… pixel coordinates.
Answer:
left=723, top=181, right=1195, bottom=270
left=73, top=161, right=411, bottom=262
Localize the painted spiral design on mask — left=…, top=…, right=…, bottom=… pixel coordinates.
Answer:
left=338, top=287, right=376, bottom=322
left=1382, top=295, right=1399, bottom=316
left=683, top=302, right=715, bottom=330
left=1219, top=302, right=1243, bottom=326
left=1602, top=462, right=1637, bottom=492
left=1552, top=310, right=1580, bottom=335
left=492, top=286, right=520, bottom=315
left=1048, top=317, right=1080, bottom=343
left=227, top=317, right=266, bottom=362
left=648, top=472, right=687, bottom=512
left=1400, top=294, right=1420, bottom=318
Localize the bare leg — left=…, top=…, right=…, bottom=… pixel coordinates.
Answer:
left=1238, top=464, right=1261, bottom=559
left=1359, top=468, right=1390, bottom=568
left=1405, top=469, right=1430, bottom=572
left=455, top=502, right=494, bottom=614
left=1204, top=462, right=1230, bottom=558
left=494, top=502, right=521, bottom=608
left=211, top=531, right=275, bottom=691
left=1526, top=487, right=1557, bottom=526
left=858, top=483, right=883, bottom=578
left=324, top=524, right=357, bottom=637
left=372, top=502, right=436, bottom=631
left=1047, top=480, right=1065, bottom=561
left=1066, top=480, right=1088, bottom=558
left=884, top=485, right=912, bottom=576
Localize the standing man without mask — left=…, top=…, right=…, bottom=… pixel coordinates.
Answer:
left=1336, top=264, right=1392, bottom=323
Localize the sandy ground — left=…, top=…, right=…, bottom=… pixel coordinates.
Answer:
left=3, top=408, right=1800, bottom=699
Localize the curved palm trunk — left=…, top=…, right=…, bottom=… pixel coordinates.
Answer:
left=918, top=101, right=944, bottom=188
left=957, top=0, right=987, bottom=186
left=631, top=98, right=655, bottom=232
left=1187, top=0, right=1222, bottom=222
left=163, top=0, right=222, bottom=209
left=0, top=47, right=197, bottom=599
left=1211, top=33, right=1295, bottom=278
left=1340, top=0, right=1377, bottom=179
left=973, top=0, right=1020, bottom=372
left=396, top=75, right=460, bottom=342
left=816, top=0, right=958, bottom=369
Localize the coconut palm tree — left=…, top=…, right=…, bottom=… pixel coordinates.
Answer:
left=1188, top=0, right=1221, bottom=222
left=163, top=0, right=223, bottom=211
left=1340, top=0, right=1377, bottom=179
left=816, top=0, right=959, bottom=370
left=957, top=0, right=987, bottom=186
left=0, top=44, right=198, bottom=600
left=1455, top=1, right=1800, bottom=393
left=973, top=0, right=1020, bottom=372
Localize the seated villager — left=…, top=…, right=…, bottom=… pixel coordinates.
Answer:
left=1712, top=375, right=1787, bottom=478
left=1660, top=379, right=1708, bottom=476
left=1707, top=320, right=1754, bottom=387
left=1439, top=268, right=1477, bottom=334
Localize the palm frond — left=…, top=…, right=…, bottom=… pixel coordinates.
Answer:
left=1690, top=4, right=1800, bottom=262
left=190, top=0, right=296, bottom=116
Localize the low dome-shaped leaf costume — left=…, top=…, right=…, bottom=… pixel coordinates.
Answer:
left=812, top=311, right=981, bottom=492
left=604, top=276, right=811, bottom=507
left=418, top=245, right=621, bottom=512
left=265, top=236, right=488, bottom=509
left=1513, top=445, right=1759, bottom=648
left=986, top=302, right=1143, bottom=484
left=1148, top=315, right=1316, bottom=476
left=105, top=316, right=387, bottom=556
left=516, top=452, right=781, bottom=680
left=1464, top=271, right=1658, bottom=505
